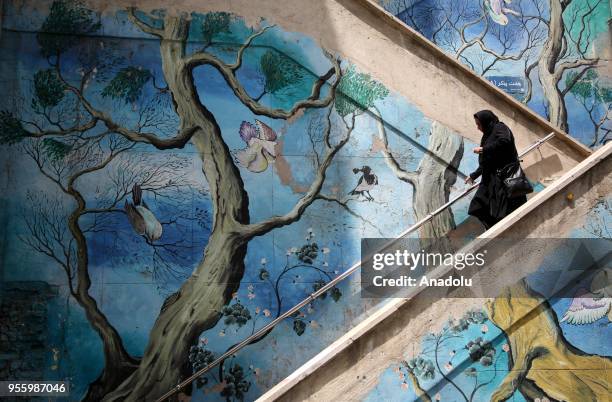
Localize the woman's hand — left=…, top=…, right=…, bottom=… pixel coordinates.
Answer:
left=473, top=146, right=483, bottom=154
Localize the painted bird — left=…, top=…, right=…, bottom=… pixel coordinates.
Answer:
left=234, top=119, right=278, bottom=173
left=349, top=166, right=378, bottom=201
left=124, top=184, right=163, bottom=243
left=485, top=0, right=520, bottom=26
left=561, top=269, right=612, bottom=325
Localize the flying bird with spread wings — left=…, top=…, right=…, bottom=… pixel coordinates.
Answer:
left=485, top=0, right=520, bottom=26
left=124, top=184, right=163, bottom=243
left=561, top=268, right=611, bottom=325
left=233, top=119, right=278, bottom=173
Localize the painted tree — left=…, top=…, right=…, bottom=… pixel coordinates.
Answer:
left=0, top=1, right=401, bottom=400
left=526, top=0, right=606, bottom=134
left=373, top=109, right=464, bottom=252
left=487, top=281, right=610, bottom=401
left=564, top=69, right=611, bottom=146
left=383, top=0, right=611, bottom=144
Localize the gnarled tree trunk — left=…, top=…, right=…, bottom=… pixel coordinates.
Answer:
left=103, top=16, right=251, bottom=401
left=377, top=116, right=464, bottom=253
left=487, top=281, right=610, bottom=402
left=537, top=0, right=569, bottom=132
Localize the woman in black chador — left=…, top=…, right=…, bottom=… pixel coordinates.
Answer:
left=465, top=110, right=527, bottom=229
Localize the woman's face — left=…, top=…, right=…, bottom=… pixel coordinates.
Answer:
left=474, top=117, right=483, bottom=132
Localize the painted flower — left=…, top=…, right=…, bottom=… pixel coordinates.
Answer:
left=444, top=362, right=453, bottom=372
left=322, top=247, right=330, bottom=254
left=435, top=393, right=441, bottom=401
left=502, top=343, right=510, bottom=352
left=290, top=247, right=298, bottom=253
left=247, top=284, right=254, bottom=292
left=449, top=350, right=456, bottom=357
left=261, top=258, right=267, bottom=265
left=401, top=382, right=408, bottom=390
left=231, top=292, right=238, bottom=299
left=248, top=292, right=256, bottom=300
left=199, top=337, right=208, bottom=345
left=219, top=330, right=226, bottom=337
left=323, top=262, right=329, bottom=267
left=263, top=309, right=271, bottom=317
left=310, top=320, right=319, bottom=328
left=307, top=305, right=314, bottom=314
left=286, top=249, right=292, bottom=256
left=334, top=270, right=339, bottom=275
left=542, top=398, right=550, bottom=402
left=307, top=227, right=314, bottom=233
left=481, top=324, right=489, bottom=333
left=254, top=368, right=260, bottom=376
left=255, top=306, right=261, bottom=314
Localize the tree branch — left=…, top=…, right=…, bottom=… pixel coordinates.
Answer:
left=372, top=107, right=418, bottom=186
left=315, top=194, right=384, bottom=235
left=126, top=7, right=164, bottom=38
left=230, top=25, right=275, bottom=71
left=240, top=111, right=355, bottom=238
left=185, top=49, right=342, bottom=119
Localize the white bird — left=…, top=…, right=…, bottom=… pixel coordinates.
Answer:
left=485, top=0, right=520, bottom=26
left=124, top=184, right=163, bottom=243
left=233, top=119, right=278, bottom=173
left=561, top=269, right=612, bottom=325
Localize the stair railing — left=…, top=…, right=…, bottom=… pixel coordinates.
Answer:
left=155, top=132, right=555, bottom=402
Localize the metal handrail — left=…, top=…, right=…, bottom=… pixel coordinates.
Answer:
left=155, top=132, right=555, bottom=402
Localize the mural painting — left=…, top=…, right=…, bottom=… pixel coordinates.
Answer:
left=0, top=1, right=477, bottom=401
left=380, top=0, right=612, bottom=147
left=366, top=197, right=611, bottom=401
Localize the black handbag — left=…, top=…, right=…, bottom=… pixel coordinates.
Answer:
left=497, top=159, right=533, bottom=198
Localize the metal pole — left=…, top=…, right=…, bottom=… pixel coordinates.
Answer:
left=155, top=132, right=555, bottom=402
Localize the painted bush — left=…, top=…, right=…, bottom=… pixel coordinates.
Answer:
left=380, top=0, right=612, bottom=147
left=0, top=1, right=482, bottom=401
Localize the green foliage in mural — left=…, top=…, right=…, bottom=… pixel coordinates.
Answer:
left=260, top=50, right=304, bottom=94
left=335, top=65, right=389, bottom=117
left=466, top=337, right=495, bottom=366
left=42, top=138, right=72, bottom=160
left=221, top=364, right=251, bottom=401
left=450, top=309, right=487, bottom=333
left=102, top=67, right=152, bottom=103
left=566, top=69, right=612, bottom=104
left=222, top=302, right=252, bottom=327
left=292, top=319, right=306, bottom=336
left=297, top=242, right=318, bottom=264
left=202, top=12, right=233, bottom=46
left=0, top=111, right=28, bottom=145
left=33, top=69, right=66, bottom=108
left=37, top=0, right=101, bottom=57
left=404, top=356, right=435, bottom=380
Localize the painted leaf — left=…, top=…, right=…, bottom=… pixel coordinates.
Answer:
left=0, top=111, right=28, bottom=145
left=260, top=49, right=304, bottom=94
left=42, top=138, right=73, bottom=160
left=293, top=319, right=306, bottom=336
left=102, top=66, right=152, bottom=103
left=33, top=69, right=66, bottom=108
left=335, top=65, right=389, bottom=117
left=37, top=0, right=101, bottom=57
